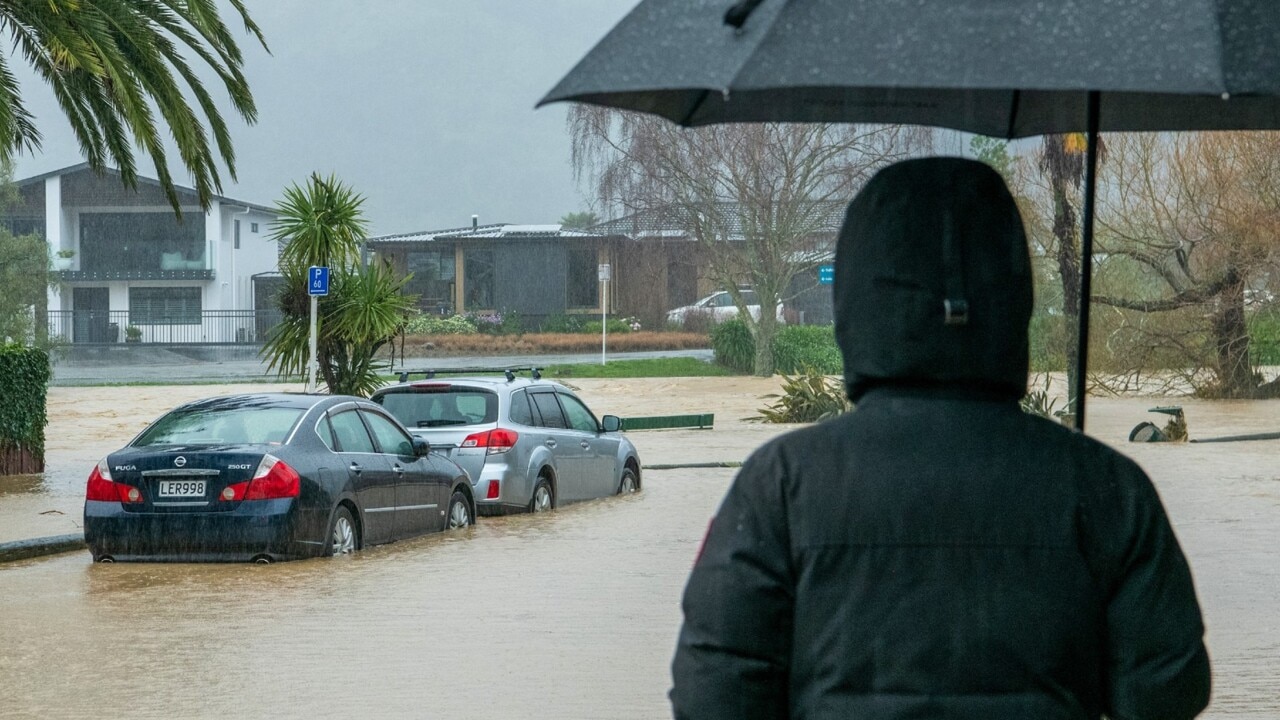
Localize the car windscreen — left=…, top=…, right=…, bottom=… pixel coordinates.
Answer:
left=133, top=406, right=305, bottom=446
left=376, top=388, right=499, bottom=427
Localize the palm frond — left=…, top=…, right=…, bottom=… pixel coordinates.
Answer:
left=0, top=0, right=267, bottom=210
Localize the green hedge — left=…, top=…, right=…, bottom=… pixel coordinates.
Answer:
left=773, top=325, right=842, bottom=374
left=0, top=344, right=51, bottom=474
left=712, top=319, right=843, bottom=374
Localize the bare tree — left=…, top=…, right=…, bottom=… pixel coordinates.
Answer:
left=1092, top=132, right=1280, bottom=397
left=569, top=107, right=928, bottom=375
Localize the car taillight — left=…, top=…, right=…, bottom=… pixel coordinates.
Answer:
left=225, top=454, right=300, bottom=501
left=85, top=459, right=142, bottom=504
left=461, top=428, right=518, bottom=455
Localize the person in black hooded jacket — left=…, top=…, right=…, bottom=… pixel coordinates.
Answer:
left=670, top=157, right=1210, bottom=720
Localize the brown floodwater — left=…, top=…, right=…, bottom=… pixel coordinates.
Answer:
left=1, top=382, right=1278, bottom=718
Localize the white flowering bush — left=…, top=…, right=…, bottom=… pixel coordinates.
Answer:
left=404, top=313, right=478, bottom=335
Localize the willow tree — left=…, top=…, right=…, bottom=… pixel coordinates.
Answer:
left=0, top=0, right=267, bottom=210
left=263, top=174, right=416, bottom=396
left=1093, top=133, right=1280, bottom=398
left=570, top=107, right=928, bottom=375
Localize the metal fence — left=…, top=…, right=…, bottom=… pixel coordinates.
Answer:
left=47, top=310, right=283, bottom=345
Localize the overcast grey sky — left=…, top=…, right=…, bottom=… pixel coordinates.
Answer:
left=10, top=1, right=639, bottom=235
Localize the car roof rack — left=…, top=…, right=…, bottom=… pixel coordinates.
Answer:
left=397, top=367, right=543, bottom=383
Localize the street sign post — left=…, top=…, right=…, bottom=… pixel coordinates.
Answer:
left=306, top=266, right=330, bottom=393
left=598, top=263, right=612, bottom=365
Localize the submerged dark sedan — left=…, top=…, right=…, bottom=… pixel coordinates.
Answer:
left=84, top=393, right=476, bottom=563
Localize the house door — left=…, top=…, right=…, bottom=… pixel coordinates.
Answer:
left=72, top=287, right=111, bottom=343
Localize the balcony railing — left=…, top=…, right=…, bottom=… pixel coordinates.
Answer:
left=56, top=268, right=215, bottom=281
left=47, top=310, right=283, bottom=345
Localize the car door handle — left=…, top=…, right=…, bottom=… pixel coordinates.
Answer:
left=349, top=462, right=363, bottom=475
left=545, top=439, right=557, bottom=448
left=580, top=441, right=590, bottom=449
left=392, top=464, right=405, bottom=475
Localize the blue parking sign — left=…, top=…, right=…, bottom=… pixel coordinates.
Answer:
left=818, top=264, right=835, bottom=285
left=308, top=266, right=330, bottom=296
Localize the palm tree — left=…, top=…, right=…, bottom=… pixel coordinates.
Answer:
left=1038, top=133, right=1092, bottom=410
left=263, top=174, right=417, bottom=396
left=0, top=0, right=267, bottom=211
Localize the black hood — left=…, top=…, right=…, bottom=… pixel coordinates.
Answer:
left=834, top=158, right=1032, bottom=402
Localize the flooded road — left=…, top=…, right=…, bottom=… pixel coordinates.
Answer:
left=1, top=381, right=1279, bottom=718
left=1, top=470, right=728, bottom=720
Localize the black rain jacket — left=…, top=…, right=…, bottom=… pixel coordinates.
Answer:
left=670, top=158, right=1210, bottom=720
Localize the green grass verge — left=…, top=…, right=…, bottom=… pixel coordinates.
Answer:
left=543, top=357, right=736, bottom=379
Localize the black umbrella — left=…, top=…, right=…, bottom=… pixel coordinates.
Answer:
left=539, top=0, right=1280, bottom=429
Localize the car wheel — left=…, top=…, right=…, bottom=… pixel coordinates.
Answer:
left=618, top=467, right=639, bottom=495
left=530, top=476, right=554, bottom=513
left=327, top=506, right=359, bottom=556
left=447, top=491, right=472, bottom=529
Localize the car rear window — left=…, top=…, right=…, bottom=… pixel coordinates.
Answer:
left=134, top=406, right=304, bottom=447
left=377, top=388, right=499, bottom=427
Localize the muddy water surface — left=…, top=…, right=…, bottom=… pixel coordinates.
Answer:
left=1, top=381, right=1278, bottom=718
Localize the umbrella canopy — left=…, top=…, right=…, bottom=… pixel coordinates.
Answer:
left=539, top=0, right=1280, bottom=430
left=541, top=0, right=1280, bottom=134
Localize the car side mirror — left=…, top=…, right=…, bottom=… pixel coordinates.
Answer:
left=601, top=415, right=621, bottom=433
left=412, top=436, right=431, bottom=457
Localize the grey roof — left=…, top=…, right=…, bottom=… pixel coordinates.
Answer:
left=588, top=201, right=848, bottom=239
left=367, top=223, right=604, bottom=246
left=15, top=162, right=275, bottom=214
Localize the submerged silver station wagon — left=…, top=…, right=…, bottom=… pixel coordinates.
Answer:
left=370, top=369, right=641, bottom=514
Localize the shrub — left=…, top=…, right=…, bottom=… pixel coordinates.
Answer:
left=466, top=311, right=523, bottom=336
left=756, top=368, right=852, bottom=423
left=773, top=324, right=841, bottom=374
left=1020, top=374, right=1063, bottom=419
left=541, top=314, right=585, bottom=333
left=1249, top=310, right=1280, bottom=365
left=405, top=313, right=477, bottom=335
left=711, top=318, right=754, bottom=372
left=1028, top=312, right=1070, bottom=372
left=675, top=308, right=717, bottom=334
left=582, top=318, right=634, bottom=334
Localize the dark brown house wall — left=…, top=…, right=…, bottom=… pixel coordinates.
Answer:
left=612, top=238, right=703, bottom=329
left=613, top=240, right=667, bottom=329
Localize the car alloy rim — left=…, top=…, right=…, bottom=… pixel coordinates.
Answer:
left=622, top=475, right=637, bottom=493
left=534, top=485, right=552, bottom=512
left=449, top=501, right=470, bottom=528
left=332, top=516, right=355, bottom=554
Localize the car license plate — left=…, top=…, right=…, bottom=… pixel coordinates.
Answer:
left=158, top=480, right=206, bottom=498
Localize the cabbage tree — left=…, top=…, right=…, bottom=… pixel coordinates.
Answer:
left=263, top=174, right=416, bottom=396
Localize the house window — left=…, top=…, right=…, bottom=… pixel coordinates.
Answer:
left=130, top=287, right=202, bottom=325
left=567, top=245, right=599, bottom=309
left=250, top=222, right=259, bottom=233
left=406, top=248, right=457, bottom=312
left=464, top=249, right=494, bottom=310
left=81, top=212, right=204, bottom=273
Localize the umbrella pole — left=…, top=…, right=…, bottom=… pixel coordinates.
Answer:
left=1074, top=91, right=1101, bottom=431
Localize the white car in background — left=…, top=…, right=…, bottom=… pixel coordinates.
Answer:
left=666, top=289, right=785, bottom=325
